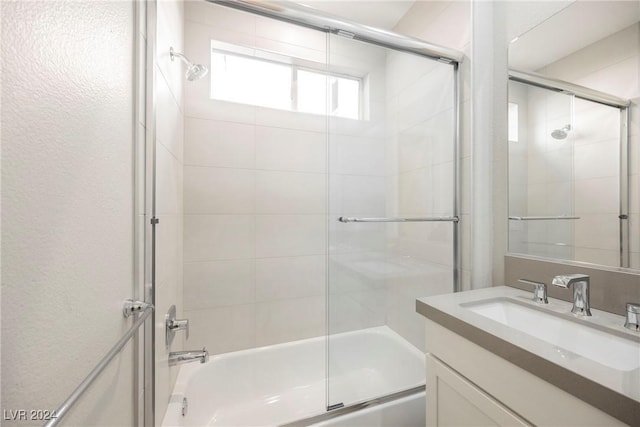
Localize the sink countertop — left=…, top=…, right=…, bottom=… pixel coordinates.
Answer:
left=417, top=286, right=640, bottom=425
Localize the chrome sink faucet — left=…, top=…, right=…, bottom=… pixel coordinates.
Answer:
left=518, top=279, right=548, bottom=304
left=552, top=274, right=591, bottom=316
left=169, top=348, right=209, bottom=366
left=624, top=303, right=640, bottom=331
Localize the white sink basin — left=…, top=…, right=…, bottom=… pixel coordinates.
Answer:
left=464, top=298, right=640, bottom=372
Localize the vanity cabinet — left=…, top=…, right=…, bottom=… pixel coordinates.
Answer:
left=424, top=318, right=626, bottom=427
left=426, top=354, right=529, bottom=426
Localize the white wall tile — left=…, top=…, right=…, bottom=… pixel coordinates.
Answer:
left=255, top=215, right=326, bottom=257
left=255, top=15, right=325, bottom=51
left=187, top=98, right=257, bottom=124
left=156, top=214, right=184, bottom=289
left=255, top=126, right=326, bottom=173
left=184, top=214, right=255, bottom=261
left=186, top=305, right=256, bottom=355
left=432, top=162, right=454, bottom=215
left=574, top=139, right=619, bottom=180
left=183, top=260, right=255, bottom=310
left=574, top=177, right=619, bottom=214
left=330, top=134, right=385, bottom=176
left=397, top=122, right=431, bottom=173
left=255, top=171, right=325, bottom=214
left=574, top=214, right=619, bottom=251
left=255, top=108, right=326, bottom=133
left=328, top=253, right=386, bottom=294
left=184, top=167, right=255, bottom=214
left=255, top=296, right=326, bottom=346
left=341, top=175, right=386, bottom=216
left=328, top=293, right=385, bottom=334
left=398, top=168, right=432, bottom=215
left=157, top=70, right=184, bottom=161
left=255, top=255, right=325, bottom=302
left=329, top=222, right=386, bottom=254
left=255, top=37, right=325, bottom=64
left=156, top=144, right=183, bottom=216
left=184, top=118, right=255, bottom=168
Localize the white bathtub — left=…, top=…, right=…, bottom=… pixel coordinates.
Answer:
left=162, top=326, right=426, bottom=427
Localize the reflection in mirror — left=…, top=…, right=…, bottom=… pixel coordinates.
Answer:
left=507, top=1, right=639, bottom=270
left=508, top=78, right=623, bottom=266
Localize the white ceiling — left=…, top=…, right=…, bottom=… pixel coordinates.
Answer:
left=509, top=0, right=640, bottom=71
left=294, top=0, right=416, bottom=29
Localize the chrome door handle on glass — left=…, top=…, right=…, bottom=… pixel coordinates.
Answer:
left=552, top=274, right=591, bottom=316
left=624, top=303, right=640, bottom=331
left=518, top=279, right=548, bottom=304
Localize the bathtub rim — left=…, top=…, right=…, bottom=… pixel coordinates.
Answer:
left=281, top=386, right=426, bottom=427
left=163, top=326, right=426, bottom=426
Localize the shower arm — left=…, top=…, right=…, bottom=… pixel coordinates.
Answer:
left=170, top=48, right=191, bottom=66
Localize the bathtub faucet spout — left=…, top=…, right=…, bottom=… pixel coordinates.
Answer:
left=169, top=348, right=209, bottom=366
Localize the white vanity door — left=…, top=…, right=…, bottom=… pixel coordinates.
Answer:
left=426, top=354, right=532, bottom=427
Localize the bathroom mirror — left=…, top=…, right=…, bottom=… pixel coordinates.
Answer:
left=506, top=1, right=639, bottom=270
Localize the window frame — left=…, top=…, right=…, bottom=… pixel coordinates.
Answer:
left=210, top=48, right=363, bottom=120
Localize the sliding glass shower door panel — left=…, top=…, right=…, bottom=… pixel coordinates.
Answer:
left=327, top=34, right=457, bottom=410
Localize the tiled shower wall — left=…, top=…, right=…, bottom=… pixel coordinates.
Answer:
left=181, top=0, right=470, bottom=355
left=183, top=2, right=329, bottom=354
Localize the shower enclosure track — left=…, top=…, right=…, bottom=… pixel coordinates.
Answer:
left=279, top=385, right=426, bottom=427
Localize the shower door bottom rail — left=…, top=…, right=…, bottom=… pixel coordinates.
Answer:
left=338, top=216, right=459, bottom=223
left=280, top=385, right=426, bottom=427
left=44, top=299, right=154, bottom=427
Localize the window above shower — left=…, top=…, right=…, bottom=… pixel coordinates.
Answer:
left=210, top=42, right=362, bottom=120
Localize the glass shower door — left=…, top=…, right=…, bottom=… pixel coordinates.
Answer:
left=326, top=33, right=457, bottom=409
left=508, top=81, right=577, bottom=260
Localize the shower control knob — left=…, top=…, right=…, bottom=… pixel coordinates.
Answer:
left=168, top=318, right=189, bottom=338
left=165, top=305, right=189, bottom=347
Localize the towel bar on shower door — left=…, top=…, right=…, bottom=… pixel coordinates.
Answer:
left=338, top=216, right=459, bottom=223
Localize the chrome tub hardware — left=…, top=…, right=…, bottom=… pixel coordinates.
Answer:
left=518, top=279, right=548, bottom=304
left=552, top=274, right=592, bottom=316
left=624, top=303, right=640, bottom=331
left=168, top=348, right=209, bottom=366
left=123, top=299, right=152, bottom=318
left=166, top=305, right=189, bottom=347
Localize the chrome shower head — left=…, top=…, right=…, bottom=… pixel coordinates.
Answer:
left=185, top=63, right=209, bottom=81
left=170, top=47, right=208, bottom=81
left=551, top=124, right=571, bottom=140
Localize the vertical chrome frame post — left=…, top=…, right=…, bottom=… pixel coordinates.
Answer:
left=453, top=61, right=462, bottom=293
left=144, top=0, right=157, bottom=426
left=620, top=107, right=630, bottom=268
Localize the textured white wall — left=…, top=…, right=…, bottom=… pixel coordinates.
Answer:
left=1, top=1, right=137, bottom=425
